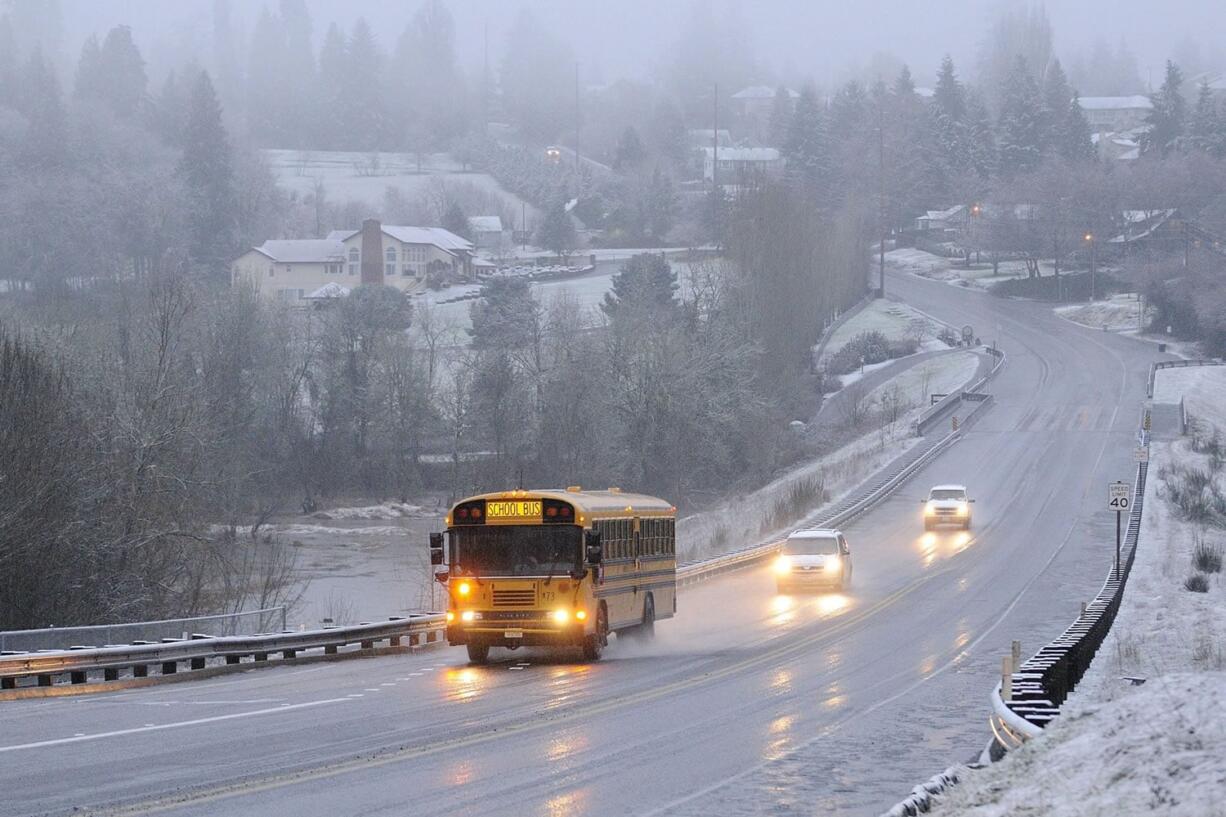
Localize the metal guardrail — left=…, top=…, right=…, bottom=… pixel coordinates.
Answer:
left=989, top=452, right=1149, bottom=749
left=914, top=346, right=1004, bottom=435
left=0, top=607, right=288, bottom=653
left=1147, top=358, right=1223, bottom=398
left=0, top=614, right=444, bottom=693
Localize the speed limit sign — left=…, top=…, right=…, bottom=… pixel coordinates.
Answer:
left=1108, top=482, right=1131, bottom=511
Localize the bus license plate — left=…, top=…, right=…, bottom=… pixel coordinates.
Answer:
left=504, top=629, right=523, bottom=639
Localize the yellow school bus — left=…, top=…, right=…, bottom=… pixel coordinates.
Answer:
left=430, top=487, right=676, bottom=664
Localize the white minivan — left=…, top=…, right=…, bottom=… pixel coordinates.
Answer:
left=774, top=528, right=852, bottom=592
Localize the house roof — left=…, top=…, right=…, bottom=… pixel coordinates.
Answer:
left=732, top=85, right=799, bottom=100
left=468, top=216, right=503, bottom=233
left=327, top=226, right=474, bottom=256
left=1078, top=95, right=1153, bottom=111
left=921, top=205, right=966, bottom=221
left=702, top=146, right=781, bottom=161
left=252, top=239, right=346, bottom=264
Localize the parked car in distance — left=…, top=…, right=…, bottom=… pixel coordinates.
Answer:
left=922, top=484, right=974, bottom=530
left=774, top=528, right=852, bottom=592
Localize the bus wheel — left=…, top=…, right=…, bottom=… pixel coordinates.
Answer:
left=639, top=594, right=656, bottom=640
left=466, top=643, right=490, bottom=665
left=582, top=605, right=607, bottom=661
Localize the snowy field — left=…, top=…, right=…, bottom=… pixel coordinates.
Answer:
left=886, top=247, right=1038, bottom=289
left=932, top=363, right=1226, bottom=816
left=263, top=148, right=538, bottom=220
left=1055, top=294, right=1151, bottom=334
left=821, top=297, right=953, bottom=366
left=678, top=351, right=982, bottom=562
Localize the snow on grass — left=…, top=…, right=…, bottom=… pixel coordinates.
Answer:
left=1055, top=294, right=1151, bottom=333
left=310, top=502, right=437, bottom=521
left=821, top=298, right=951, bottom=366
left=678, top=351, right=982, bottom=562
left=934, top=364, right=1226, bottom=817
left=263, top=148, right=537, bottom=219
left=221, top=523, right=419, bottom=539
left=933, top=672, right=1226, bottom=817
left=886, top=247, right=1038, bottom=289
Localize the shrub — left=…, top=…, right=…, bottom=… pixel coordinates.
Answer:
left=937, top=327, right=960, bottom=347
left=760, top=475, right=827, bottom=534
left=1184, top=573, right=1210, bottom=593
left=1193, top=539, right=1223, bottom=573
left=1163, top=464, right=1226, bottom=525
left=827, top=330, right=893, bottom=375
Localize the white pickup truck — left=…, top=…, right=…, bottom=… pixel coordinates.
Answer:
left=922, top=484, right=974, bottom=530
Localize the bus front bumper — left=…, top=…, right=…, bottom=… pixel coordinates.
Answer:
left=447, top=622, right=589, bottom=648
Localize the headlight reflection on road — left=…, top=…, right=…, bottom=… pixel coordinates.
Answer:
left=763, top=714, right=794, bottom=762
left=771, top=668, right=793, bottom=694
left=444, top=667, right=485, bottom=703
left=770, top=594, right=797, bottom=626
left=546, top=732, right=589, bottom=762
left=918, top=532, right=938, bottom=567
left=546, top=790, right=586, bottom=817
left=813, top=593, right=850, bottom=617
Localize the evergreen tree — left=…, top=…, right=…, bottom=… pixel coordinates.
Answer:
left=646, top=167, right=677, bottom=241
left=73, top=35, right=104, bottom=102
left=469, top=277, right=539, bottom=350
left=153, top=69, right=188, bottom=145
left=97, top=25, right=147, bottom=119
left=246, top=7, right=288, bottom=145
left=536, top=197, right=576, bottom=258
left=997, top=57, right=1045, bottom=175
left=784, top=84, right=832, bottom=200
left=1142, top=60, right=1187, bottom=157
left=20, top=50, right=66, bottom=167
left=279, top=0, right=317, bottom=147
left=602, top=253, right=678, bottom=319
left=180, top=71, right=236, bottom=272
left=0, top=16, right=16, bottom=105
left=964, top=89, right=998, bottom=178
left=932, top=55, right=966, bottom=121
left=1059, top=93, right=1096, bottom=162
left=648, top=97, right=689, bottom=168
left=442, top=202, right=470, bottom=240
left=613, top=126, right=647, bottom=170
left=316, top=23, right=347, bottom=149
left=1040, top=58, right=1072, bottom=154
left=892, top=65, right=916, bottom=97
left=342, top=19, right=388, bottom=151
left=392, top=0, right=467, bottom=150
left=828, top=79, right=867, bottom=143
left=767, top=86, right=793, bottom=147
left=1189, top=79, right=1226, bottom=158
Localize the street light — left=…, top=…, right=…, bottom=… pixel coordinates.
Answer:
left=1084, top=232, right=1097, bottom=301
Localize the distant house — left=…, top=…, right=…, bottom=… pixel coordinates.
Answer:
left=232, top=221, right=475, bottom=302
left=1077, top=96, right=1152, bottom=134
left=468, top=216, right=507, bottom=253
left=688, top=128, right=733, bottom=148
left=731, top=85, right=798, bottom=120
left=702, top=146, right=782, bottom=189
left=913, top=205, right=968, bottom=233
left=231, top=239, right=347, bottom=302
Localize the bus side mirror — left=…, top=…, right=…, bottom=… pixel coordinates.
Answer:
left=429, top=532, right=444, bottom=566
left=585, top=531, right=602, bottom=565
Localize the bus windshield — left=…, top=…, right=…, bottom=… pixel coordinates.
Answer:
left=451, top=526, right=580, bottom=577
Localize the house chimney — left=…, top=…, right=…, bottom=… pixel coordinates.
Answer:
left=361, top=218, right=383, bottom=286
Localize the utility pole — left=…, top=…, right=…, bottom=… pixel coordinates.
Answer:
left=712, top=83, right=719, bottom=243
left=878, top=97, right=886, bottom=298
left=575, top=62, right=581, bottom=175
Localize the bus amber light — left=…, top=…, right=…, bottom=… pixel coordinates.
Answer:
left=575, top=610, right=587, bottom=621
left=446, top=611, right=455, bottom=623
left=457, top=581, right=472, bottom=597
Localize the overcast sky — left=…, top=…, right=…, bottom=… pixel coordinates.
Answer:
left=52, top=0, right=1226, bottom=90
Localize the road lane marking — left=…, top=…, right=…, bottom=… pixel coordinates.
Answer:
left=0, top=698, right=351, bottom=754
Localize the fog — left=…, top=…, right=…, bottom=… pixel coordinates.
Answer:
left=39, top=0, right=1226, bottom=91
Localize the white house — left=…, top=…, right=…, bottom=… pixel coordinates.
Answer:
left=731, top=85, right=798, bottom=119
left=233, top=221, right=475, bottom=302
left=1077, top=96, right=1152, bottom=134
left=702, top=146, right=782, bottom=189
left=230, top=239, right=347, bottom=302
left=468, top=216, right=507, bottom=253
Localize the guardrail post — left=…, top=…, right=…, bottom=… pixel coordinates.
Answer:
left=389, top=635, right=401, bottom=648
left=1001, top=655, right=1013, bottom=701
left=1011, top=640, right=1021, bottom=668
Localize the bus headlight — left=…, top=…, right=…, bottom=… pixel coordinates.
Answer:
left=774, top=555, right=792, bottom=574
left=460, top=610, right=476, bottom=623
left=446, top=611, right=455, bottom=623
left=551, top=609, right=570, bottom=624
